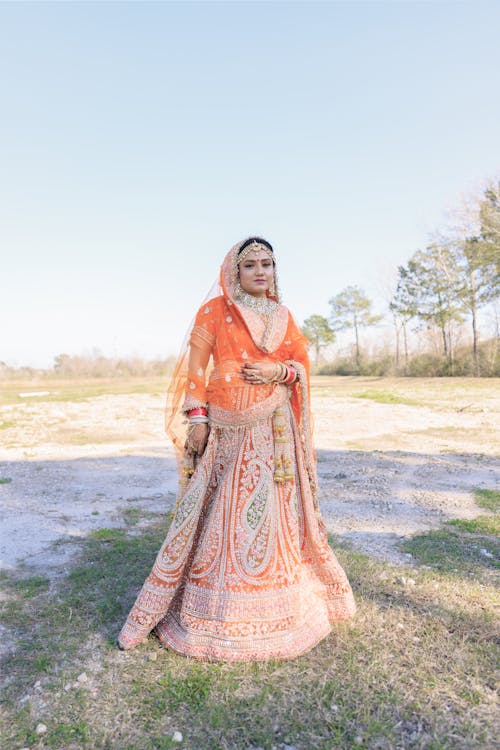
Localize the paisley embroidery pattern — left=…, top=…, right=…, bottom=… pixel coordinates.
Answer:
left=118, top=403, right=357, bottom=660
left=245, top=482, right=268, bottom=530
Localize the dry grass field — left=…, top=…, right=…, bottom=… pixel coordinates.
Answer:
left=0, top=376, right=498, bottom=750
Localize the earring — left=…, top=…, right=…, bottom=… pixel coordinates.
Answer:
left=234, top=280, right=243, bottom=298
left=269, top=276, right=276, bottom=297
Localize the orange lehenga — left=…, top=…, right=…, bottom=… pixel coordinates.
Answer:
left=118, top=240, right=356, bottom=660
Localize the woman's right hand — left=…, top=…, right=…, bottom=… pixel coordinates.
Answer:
left=185, top=423, right=210, bottom=457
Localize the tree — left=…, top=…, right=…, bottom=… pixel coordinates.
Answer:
left=443, top=181, right=500, bottom=373
left=302, top=315, right=335, bottom=366
left=389, top=269, right=419, bottom=373
left=328, top=286, right=382, bottom=369
left=453, top=235, right=499, bottom=373
left=479, top=181, right=500, bottom=276
left=398, top=244, right=465, bottom=372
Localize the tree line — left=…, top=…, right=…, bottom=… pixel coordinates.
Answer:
left=303, top=181, right=500, bottom=376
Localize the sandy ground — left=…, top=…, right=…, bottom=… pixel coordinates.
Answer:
left=0, top=383, right=499, bottom=574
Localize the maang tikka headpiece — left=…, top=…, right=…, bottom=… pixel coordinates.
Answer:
left=237, top=241, right=274, bottom=265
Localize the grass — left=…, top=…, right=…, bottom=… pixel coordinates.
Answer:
left=121, top=505, right=157, bottom=526
left=474, top=489, right=500, bottom=513
left=309, top=375, right=500, bottom=414
left=1, top=519, right=498, bottom=750
left=2, top=374, right=498, bottom=410
left=446, top=515, right=500, bottom=536
left=1, top=375, right=498, bottom=747
left=399, top=529, right=499, bottom=581
left=0, top=477, right=12, bottom=484
left=12, top=575, right=50, bottom=598
left=400, top=485, right=499, bottom=582
left=352, top=389, right=423, bottom=406
left=0, top=376, right=169, bottom=406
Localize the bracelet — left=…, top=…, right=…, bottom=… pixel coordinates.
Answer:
left=276, top=362, right=290, bottom=384
left=188, top=407, right=208, bottom=417
left=189, top=416, right=209, bottom=424
left=284, top=366, right=296, bottom=384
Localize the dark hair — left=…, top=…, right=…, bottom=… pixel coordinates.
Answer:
left=238, top=236, right=274, bottom=255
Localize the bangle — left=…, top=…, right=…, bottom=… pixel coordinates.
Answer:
left=188, top=407, right=208, bottom=417
left=275, top=363, right=288, bottom=383
left=284, top=366, right=296, bottom=384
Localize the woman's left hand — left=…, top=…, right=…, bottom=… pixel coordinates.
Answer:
left=240, top=361, right=277, bottom=383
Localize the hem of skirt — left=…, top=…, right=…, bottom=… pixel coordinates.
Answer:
left=118, top=592, right=357, bottom=654
left=154, top=604, right=356, bottom=662
left=154, top=622, right=333, bottom=662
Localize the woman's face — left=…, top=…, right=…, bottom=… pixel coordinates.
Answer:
left=238, top=249, right=275, bottom=298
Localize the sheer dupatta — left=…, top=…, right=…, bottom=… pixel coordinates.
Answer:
left=164, top=238, right=317, bottom=506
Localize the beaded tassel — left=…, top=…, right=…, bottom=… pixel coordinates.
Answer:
left=272, top=407, right=294, bottom=484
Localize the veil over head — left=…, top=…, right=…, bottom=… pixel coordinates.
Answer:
left=164, top=237, right=280, bottom=453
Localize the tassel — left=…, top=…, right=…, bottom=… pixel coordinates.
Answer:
left=272, top=407, right=295, bottom=484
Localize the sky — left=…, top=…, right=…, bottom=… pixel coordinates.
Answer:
left=1, top=0, right=499, bottom=368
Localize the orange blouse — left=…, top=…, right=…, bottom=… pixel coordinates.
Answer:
left=182, top=295, right=311, bottom=428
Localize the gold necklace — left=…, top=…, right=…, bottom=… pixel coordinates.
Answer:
left=236, top=289, right=278, bottom=315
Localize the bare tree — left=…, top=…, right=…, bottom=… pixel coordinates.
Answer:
left=441, top=181, right=500, bottom=373
left=397, top=245, right=465, bottom=373
left=302, top=315, right=335, bottom=366
left=390, top=269, right=418, bottom=373
left=328, top=286, right=382, bottom=370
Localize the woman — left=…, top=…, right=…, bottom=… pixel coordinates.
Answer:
left=118, top=237, right=356, bottom=660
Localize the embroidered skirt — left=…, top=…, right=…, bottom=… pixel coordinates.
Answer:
left=117, top=398, right=356, bottom=661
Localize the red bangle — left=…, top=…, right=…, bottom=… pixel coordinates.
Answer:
left=284, top=366, right=296, bottom=385
left=188, top=407, right=208, bottom=417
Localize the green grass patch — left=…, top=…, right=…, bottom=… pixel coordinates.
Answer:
left=474, top=488, right=500, bottom=512
left=45, top=721, right=88, bottom=746
left=446, top=515, right=500, bottom=536
left=89, top=527, right=127, bottom=542
left=122, top=506, right=147, bottom=526
left=0, top=476, right=12, bottom=484
left=120, top=505, right=158, bottom=526
left=13, top=575, right=50, bottom=598
left=353, top=389, right=422, bottom=406
left=400, top=529, right=499, bottom=581
left=144, top=664, right=218, bottom=714
left=0, top=420, right=15, bottom=429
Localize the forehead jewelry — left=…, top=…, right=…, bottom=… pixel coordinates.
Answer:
left=237, top=242, right=274, bottom=265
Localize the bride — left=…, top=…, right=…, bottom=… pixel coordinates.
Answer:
left=118, top=236, right=356, bottom=660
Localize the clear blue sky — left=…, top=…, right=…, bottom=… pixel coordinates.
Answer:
left=1, top=0, right=499, bottom=368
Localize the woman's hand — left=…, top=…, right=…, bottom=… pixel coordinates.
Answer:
left=240, top=361, right=278, bottom=383
left=185, top=423, right=209, bottom=457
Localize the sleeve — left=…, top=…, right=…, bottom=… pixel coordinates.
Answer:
left=181, top=302, right=217, bottom=413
